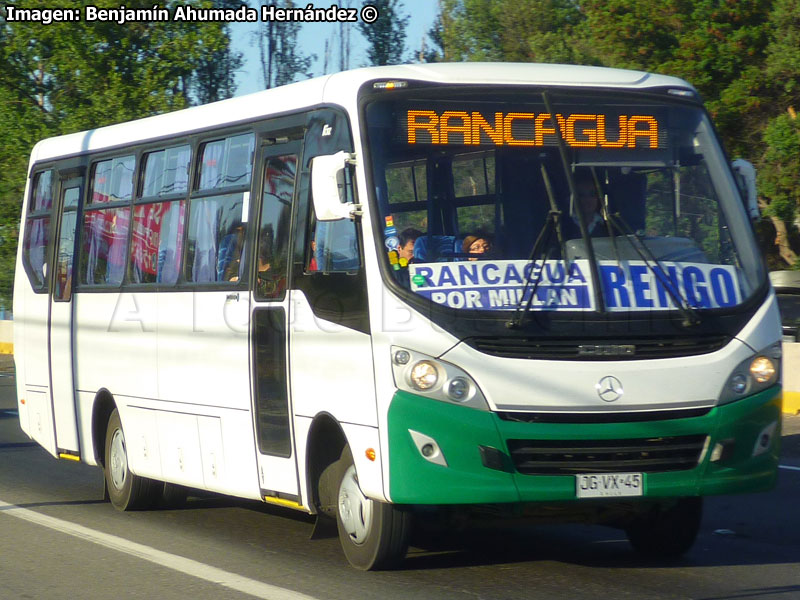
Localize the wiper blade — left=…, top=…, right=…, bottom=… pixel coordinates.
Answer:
left=505, top=208, right=558, bottom=329
left=605, top=213, right=701, bottom=328
left=506, top=163, right=568, bottom=330
left=541, top=91, right=606, bottom=314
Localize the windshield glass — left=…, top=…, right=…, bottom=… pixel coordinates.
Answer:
left=364, top=88, right=764, bottom=315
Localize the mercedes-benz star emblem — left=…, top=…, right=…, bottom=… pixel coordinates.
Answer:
left=596, top=375, right=624, bottom=402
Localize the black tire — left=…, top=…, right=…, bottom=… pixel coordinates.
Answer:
left=160, top=483, right=188, bottom=508
left=626, top=497, right=703, bottom=558
left=333, top=446, right=410, bottom=570
left=103, top=409, right=160, bottom=511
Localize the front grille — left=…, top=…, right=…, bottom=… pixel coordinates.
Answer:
left=506, top=435, right=707, bottom=475
left=498, top=407, right=712, bottom=424
left=468, top=335, right=729, bottom=360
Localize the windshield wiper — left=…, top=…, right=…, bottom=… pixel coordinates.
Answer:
left=541, top=91, right=606, bottom=315
left=505, top=164, right=564, bottom=330
left=605, top=212, right=701, bottom=328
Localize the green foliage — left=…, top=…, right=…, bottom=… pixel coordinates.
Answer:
left=441, top=0, right=585, bottom=63
left=439, top=0, right=800, bottom=268
left=760, top=113, right=800, bottom=222
left=358, top=0, right=409, bottom=66
left=0, top=0, right=240, bottom=308
left=257, top=0, right=314, bottom=88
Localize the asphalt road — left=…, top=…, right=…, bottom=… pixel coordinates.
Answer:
left=1, top=362, right=799, bottom=600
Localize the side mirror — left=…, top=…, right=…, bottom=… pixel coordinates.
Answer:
left=731, top=158, right=758, bottom=220
left=311, top=151, right=359, bottom=221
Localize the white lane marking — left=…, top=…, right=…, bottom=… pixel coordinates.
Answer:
left=0, top=499, right=319, bottom=600
left=779, top=464, right=800, bottom=472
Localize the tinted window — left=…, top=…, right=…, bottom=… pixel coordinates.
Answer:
left=256, top=154, right=296, bottom=300
left=142, top=145, right=191, bottom=197
left=129, top=200, right=185, bottom=284
left=90, top=155, right=135, bottom=205
left=22, top=217, right=50, bottom=290
left=80, top=207, right=130, bottom=286
left=186, top=194, right=247, bottom=283
left=31, top=170, right=54, bottom=212
left=198, top=134, right=255, bottom=190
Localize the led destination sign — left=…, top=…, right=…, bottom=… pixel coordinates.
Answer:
left=406, top=109, right=662, bottom=149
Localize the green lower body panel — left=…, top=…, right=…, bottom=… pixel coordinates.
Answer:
left=387, top=387, right=781, bottom=505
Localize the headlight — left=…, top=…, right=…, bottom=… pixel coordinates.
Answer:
left=719, top=342, right=781, bottom=405
left=749, top=356, right=776, bottom=384
left=410, top=360, right=439, bottom=390
left=390, top=346, right=489, bottom=410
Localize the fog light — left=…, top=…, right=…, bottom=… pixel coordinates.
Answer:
left=410, top=360, right=439, bottom=390
left=749, top=356, right=776, bottom=384
left=446, top=377, right=470, bottom=401
left=408, top=430, right=448, bottom=467
left=752, top=421, right=778, bottom=457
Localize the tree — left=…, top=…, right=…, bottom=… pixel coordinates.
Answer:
left=358, top=0, right=409, bottom=66
left=420, top=9, right=445, bottom=63
left=439, top=0, right=586, bottom=64
left=756, top=0, right=800, bottom=267
left=257, top=0, right=314, bottom=89
left=439, top=0, right=800, bottom=269
left=188, top=0, right=244, bottom=104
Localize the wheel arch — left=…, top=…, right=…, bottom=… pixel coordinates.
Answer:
left=91, top=388, right=117, bottom=467
left=305, top=412, right=348, bottom=513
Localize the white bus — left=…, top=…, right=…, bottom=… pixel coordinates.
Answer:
left=14, top=63, right=783, bottom=570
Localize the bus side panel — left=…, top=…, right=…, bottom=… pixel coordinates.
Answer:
left=74, top=292, right=158, bottom=400
left=289, top=290, right=378, bottom=428
left=157, top=291, right=251, bottom=411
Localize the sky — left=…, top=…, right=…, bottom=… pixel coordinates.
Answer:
left=231, top=1, right=440, bottom=97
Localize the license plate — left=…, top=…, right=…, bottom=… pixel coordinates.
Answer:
left=575, top=472, right=643, bottom=498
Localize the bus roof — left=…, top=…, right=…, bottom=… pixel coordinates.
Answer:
left=30, top=62, right=694, bottom=165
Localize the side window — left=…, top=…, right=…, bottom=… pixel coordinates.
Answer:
left=130, top=201, right=186, bottom=285
left=22, top=170, right=54, bottom=291
left=141, top=145, right=190, bottom=197
left=255, top=154, right=296, bottom=300
left=187, top=133, right=255, bottom=284
left=54, top=187, right=80, bottom=301
left=89, top=155, right=135, bottom=205
left=130, top=146, right=190, bottom=285
left=309, top=165, right=360, bottom=273
left=80, top=155, right=135, bottom=286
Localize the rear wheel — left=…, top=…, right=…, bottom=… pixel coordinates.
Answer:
left=334, top=446, right=410, bottom=570
left=104, top=409, right=160, bottom=510
left=625, top=497, right=703, bottom=558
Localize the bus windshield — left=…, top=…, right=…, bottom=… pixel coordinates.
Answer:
left=364, top=88, right=765, bottom=315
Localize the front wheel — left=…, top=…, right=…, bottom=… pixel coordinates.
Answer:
left=104, top=409, right=160, bottom=510
left=334, top=446, right=410, bottom=570
left=625, top=497, right=703, bottom=558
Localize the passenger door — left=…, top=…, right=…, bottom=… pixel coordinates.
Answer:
left=250, top=138, right=302, bottom=501
left=49, top=171, right=83, bottom=456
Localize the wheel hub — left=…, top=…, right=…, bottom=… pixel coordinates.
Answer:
left=338, top=465, right=372, bottom=545
left=109, top=429, right=128, bottom=490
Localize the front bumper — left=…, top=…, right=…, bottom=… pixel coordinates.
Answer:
left=387, top=386, right=782, bottom=504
